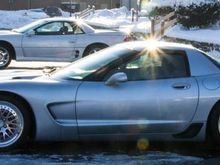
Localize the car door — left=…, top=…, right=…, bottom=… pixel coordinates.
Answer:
left=76, top=49, right=199, bottom=136
left=22, top=21, right=77, bottom=61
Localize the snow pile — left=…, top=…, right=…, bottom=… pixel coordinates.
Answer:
left=165, top=25, right=220, bottom=45
left=0, top=6, right=219, bottom=50
left=0, top=10, right=48, bottom=29
left=142, top=0, right=218, bottom=14
left=145, top=0, right=216, bottom=8
left=209, top=49, right=220, bottom=58
left=85, top=6, right=151, bottom=33
left=85, top=6, right=131, bottom=28
left=89, top=6, right=129, bottom=19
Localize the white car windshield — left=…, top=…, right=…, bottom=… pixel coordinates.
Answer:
left=13, top=19, right=47, bottom=33
left=52, top=46, right=137, bottom=80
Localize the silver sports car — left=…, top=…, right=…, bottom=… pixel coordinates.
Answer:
left=0, top=41, right=220, bottom=149
left=0, top=17, right=128, bottom=69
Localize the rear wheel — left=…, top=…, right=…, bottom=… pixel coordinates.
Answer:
left=0, top=46, right=12, bottom=69
left=209, top=107, right=220, bottom=144
left=0, top=96, right=31, bottom=150
left=83, top=44, right=108, bottom=57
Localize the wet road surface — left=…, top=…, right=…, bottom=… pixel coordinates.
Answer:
left=0, top=141, right=220, bottom=165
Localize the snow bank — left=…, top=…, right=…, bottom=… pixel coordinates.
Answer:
left=165, top=25, right=220, bottom=45
left=0, top=10, right=48, bottom=29
left=85, top=6, right=151, bottom=33
left=88, top=6, right=129, bottom=19
left=145, top=0, right=215, bottom=8
left=85, top=6, right=131, bottom=29
left=209, top=49, right=220, bottom=58
left=0, top=6, right=219, bottom=49
left=142, top=0, right=217, bottom=14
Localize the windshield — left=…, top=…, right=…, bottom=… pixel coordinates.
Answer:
left=13, top=19, right=46, bottom=33
left=52, top=46, right=136, bottom=80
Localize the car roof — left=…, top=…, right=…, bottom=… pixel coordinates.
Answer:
left=41, top=17, right=78, bottom=22
left=118, top=40, right=195, bottom=51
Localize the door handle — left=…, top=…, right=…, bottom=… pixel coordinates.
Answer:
left=172, top=83, right=191, bottom=90
left=69, top=41, right=76, bottom=44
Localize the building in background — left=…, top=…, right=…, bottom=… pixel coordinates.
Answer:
left=0, top=0, right=142, bottom=11
left=121, top=0, right=138, bottom=10
left=0, top=0, right=61, bottom=10
left=63, top=0, right=121, bottom=11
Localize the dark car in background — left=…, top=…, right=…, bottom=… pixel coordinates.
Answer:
left=43, top=6, right=63, bottom=17
left=60, top=2, right=80, bottom=13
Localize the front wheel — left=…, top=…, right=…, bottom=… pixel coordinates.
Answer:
left=0, top=46, right=12, bottom=69
left=83, top=44, right=108, bottom=57
left=0, top=96, right=31, bottom=150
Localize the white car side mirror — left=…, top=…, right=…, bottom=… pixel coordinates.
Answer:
left=26, top=30, right=35, bottom=37
left=105, top=72, right=128, bottom=86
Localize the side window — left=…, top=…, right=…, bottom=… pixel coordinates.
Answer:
left=74, top=26, right=84, bottom=34
left=64, top=22, right=84, bottom=34
left=72, top=24, right=84, bottom=34
left=105, top=51, right=189, bottom=81
left=35, top=22, right=63, bottom=35
left=64, top=22, right=74, bottom=34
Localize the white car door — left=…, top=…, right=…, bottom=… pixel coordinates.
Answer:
left=22, top=21, right=77, bottom=61
left=76, top=50, right=199, bottom=137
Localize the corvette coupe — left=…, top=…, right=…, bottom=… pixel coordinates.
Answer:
left=0, top=17, right=128, bottom=69
left=1, top=41, right=220, bottom=149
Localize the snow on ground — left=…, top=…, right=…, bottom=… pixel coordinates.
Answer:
left=85, top=6, right=130, bottom=29
left=0, top=10, right=48, bottom=29
left=85, top=6, right=150, bottom=33
left=165, top=25, right=220, bottom=45
left=143, top=0, right=215, bottom=9
left=0, top=5, right=219, bottom=51
left=0, top=152, right=203, bottom=165
left=208, top=49, right=220, bottom=58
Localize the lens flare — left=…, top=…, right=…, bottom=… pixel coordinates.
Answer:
left=137, top=138, right=150, bottom=151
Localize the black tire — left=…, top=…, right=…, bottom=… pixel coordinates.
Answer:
left=83, top=44, right=108, bottom=57
left=0, top=95, right=31, bottom=150
left=0, top=45, right=12, bottom=69
left=209, top=107, right=220, bottom=144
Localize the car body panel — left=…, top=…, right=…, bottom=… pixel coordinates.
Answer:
left=0, top=31, right=23, bottom=48
left=76, top=77, right=198, bottom=136
left=186, top=49, right=220, bottom=76
left=22, top=34, right=76, bottom=60
left=0, top=77, right=82, bottom=141
left=192, top=74, right=220, bottom=122
left=0, top=41, right=219, bottom=142
left=0, top=18, right=126, bottom=61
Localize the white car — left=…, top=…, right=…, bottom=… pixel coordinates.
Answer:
left=0, top=17, right=130, bottom=69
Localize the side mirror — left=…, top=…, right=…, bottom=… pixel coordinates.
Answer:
left=105, top=72, right=128, bottom=86
left=26, top=30, right=35, bottom=37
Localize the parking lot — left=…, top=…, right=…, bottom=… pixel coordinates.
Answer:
left=0, top=140, right=220, bottom=165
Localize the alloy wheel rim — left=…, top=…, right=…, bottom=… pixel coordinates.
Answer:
left=89, top=48, right=102, bottom=55
left=0, top=47, right=10, bottom=67
left=0, top=102, right=24, bottom=148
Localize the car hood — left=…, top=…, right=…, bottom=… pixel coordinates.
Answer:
left=0, top=30, right=21, bottom=36
left=0, top=70, right=42, bottom=81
